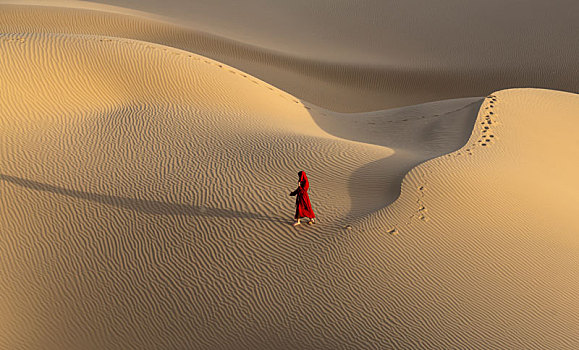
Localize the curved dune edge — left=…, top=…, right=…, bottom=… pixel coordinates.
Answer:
left=0, top=3, right=577, bottom=112
left=359, top=88, right=579, bottom=234
left=348, top=88, right=579, bottom=348
left=0, top=31, right=395, bottom=219
left=0, top=31, right=484, bottom=221
left=1, top=28, right=578, bottom=350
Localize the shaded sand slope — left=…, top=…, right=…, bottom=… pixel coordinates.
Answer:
left=311, top=97, right=483, bottom=216
left=0, top=1, right=577, bottom=111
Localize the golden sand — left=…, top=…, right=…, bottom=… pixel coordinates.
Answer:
left=0, top=2, right=577, bottom=349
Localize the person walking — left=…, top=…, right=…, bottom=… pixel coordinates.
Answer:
left=289, top=171, right=316, bottom=226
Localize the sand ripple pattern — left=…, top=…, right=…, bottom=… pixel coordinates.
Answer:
left=1, top=32, right=578, bottom=350
left=0, top=33, right=394, bottom=349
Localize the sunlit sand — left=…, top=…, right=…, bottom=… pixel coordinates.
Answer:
left=1, top=1, right=577, bottom=349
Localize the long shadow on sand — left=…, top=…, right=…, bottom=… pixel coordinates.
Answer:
left=0, top=174, right=286, bottom=224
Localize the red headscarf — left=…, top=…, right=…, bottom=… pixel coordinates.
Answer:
left=298, top=171, right=309, bottom=191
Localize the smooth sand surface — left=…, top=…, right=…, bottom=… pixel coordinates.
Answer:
left=1, top=2, right=578, bottom=350
left=0, top=0, right=577, bottom=112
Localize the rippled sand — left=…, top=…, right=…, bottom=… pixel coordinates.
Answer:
left=1, top=2, right=578, bottom=349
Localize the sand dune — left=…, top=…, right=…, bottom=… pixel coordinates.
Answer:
left=354, top=89, right=579, bottom=348
left=1, top=2, right=578, bottom=350
left=0, top=1, right=577, bottom=112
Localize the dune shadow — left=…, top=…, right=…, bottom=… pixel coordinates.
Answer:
left=0, top=174, right=286, bottom=224
left=306, top=98, right=484, bottom=221
left=345, top=154, right=415, bottom=220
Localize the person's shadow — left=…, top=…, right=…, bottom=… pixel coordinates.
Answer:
left=0, top=174, right=286, bottom=224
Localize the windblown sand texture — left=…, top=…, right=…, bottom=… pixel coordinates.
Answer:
left=1, top=1, right=578, bottom=350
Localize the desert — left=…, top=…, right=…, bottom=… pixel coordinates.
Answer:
left=1, top=1, right=578, bottom=349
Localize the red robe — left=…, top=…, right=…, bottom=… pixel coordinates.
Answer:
left=290, top=171, right=316, bottom=219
